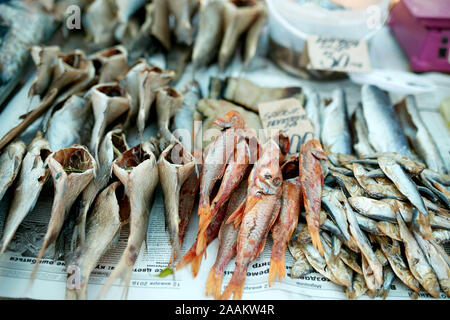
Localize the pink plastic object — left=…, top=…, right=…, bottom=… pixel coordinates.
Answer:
left=388, top=0, right=450, bottom=72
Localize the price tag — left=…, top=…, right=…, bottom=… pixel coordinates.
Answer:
left=306, top=35, right=371, bottom=73
left=258, top=98, right=316, bottom=155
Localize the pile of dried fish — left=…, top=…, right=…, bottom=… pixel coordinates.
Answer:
left=41, top=0, right=267, bottom=81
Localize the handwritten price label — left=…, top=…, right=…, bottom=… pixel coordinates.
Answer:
left=306, top=35, right=371, bottom=73
left=258, top=98, right=316, bottom=155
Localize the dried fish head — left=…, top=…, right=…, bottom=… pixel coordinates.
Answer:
left=90, top=45, right=129, bottom=83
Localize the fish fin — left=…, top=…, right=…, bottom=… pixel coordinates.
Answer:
left=226, top=200, right=246, bottom=227
left=268, top=256, right=285, bottom=287
left=205, top=267, right=224, bottom=299
left=309, top=228, right=325, bottom=257
left=220, top=270, right=245, bottom=300
left=191, top=254, right=203, bottom=278
left=195, top=230, right=208, bottom=256
left=176, top=242, right=197, bottom=270
left=97, top=245, right=135, bottom=299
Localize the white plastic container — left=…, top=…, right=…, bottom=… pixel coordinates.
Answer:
left=266, top=0, right=390, bottom=79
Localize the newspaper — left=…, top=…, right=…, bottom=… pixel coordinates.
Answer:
left=0, top=30, right=449, bottom=300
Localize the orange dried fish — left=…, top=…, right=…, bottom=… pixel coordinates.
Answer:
left=299, top=139, right=327, bottom=257
left=221, top=134, right=288, bottom=300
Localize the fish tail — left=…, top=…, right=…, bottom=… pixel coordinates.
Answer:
left=205, top=267, right=224, bottom=299
left=176, top=242, right=197, bottom=270
left=29, top=238, right=49, bottom=286
left=97, top=247, right=134, bottom=299
left=309, top=227, right=324, bottom=257
left=413, top=212, right=432, bottom=240
left=195, top=230, right=208, bottom=256
left=268, top=255, right=286, bottom=286
left=191, top=254, right=203, bottom=278
left=220, top=269, right=246, bottom=300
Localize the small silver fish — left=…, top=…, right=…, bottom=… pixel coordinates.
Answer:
left=378, top=156, right=432, bottom=239
left=394, top=206, right=440, bottom=298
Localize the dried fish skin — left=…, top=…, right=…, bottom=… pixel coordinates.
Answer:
left=31, top=145, right=96, bottom=281
left=66, top=181, right=128, bottom=300
left=99, top=142, right=158, bottom=299
left=0, top=140, right=26, bottom=201
left=89, top=82, right=131, bottom=160
left=0, top=134, right=50, bottom=254
left=90, top=45, right=129, bottom=83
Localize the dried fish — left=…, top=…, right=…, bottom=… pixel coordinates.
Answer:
left=0, top=140, right=26, bottom=201
left=158, top=142, right=195, bottom=264
left=321, top=89, right=352, bottom=155
left=89, top=83, right=131, bottom=159
left=168, top=0, right=200, bottom=46
left=99, top=142, right=159, bottom=299
left=360, top=85, right=411, bottom=157
left=90, top=45, right=129, bottom=83
left=31, top=145, right=96, bottom=281
left=66, top=182, right=129, bottom=300
left=0, top=134, right=50, bottom=254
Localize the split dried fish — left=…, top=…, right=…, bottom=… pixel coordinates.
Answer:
left=0, top=140, right=26, bottom=201
left=0, top=134, right=50, bottom=254
left=99, top=142, right=159, bottom=299
left=66, top=181, right=130, bottom=300
left=46, top=95, right=93, bottom=151
left=89, top=83, right=131, bottom=160
left=31, top=145, right=96, bottom=281
left=158, top=142, right=195, bottom=264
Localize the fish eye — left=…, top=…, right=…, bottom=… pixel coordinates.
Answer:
left=272, top=178, right=282, bottom=187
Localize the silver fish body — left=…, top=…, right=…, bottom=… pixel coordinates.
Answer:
left=352, top=104, right=374, bottom=158
left=321, top=89, right=352, bottom=155
left=378, top=155, right=432, bottom=239
left=396, top=96, right=447, bottom=174
left=361, top=85, right=411, bottom=157
left=46, top=95, right=93, bottom=151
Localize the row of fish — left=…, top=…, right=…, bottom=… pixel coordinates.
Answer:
left=40, top=0, right=267, bottom=79
left=301, top=84, right=448, bottom=174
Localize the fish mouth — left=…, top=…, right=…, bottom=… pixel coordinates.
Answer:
left=282, top=157, right=299, bottom=179
left=52, top=148, right=94, bottom=174
left=111, top=132, right=128, bottom=155
left=96, top=84, right=127, bottom=98
left=116, top=184, right=131, bottom=224
left=231, top=0, right=257, bottom=7
left=115, top=145, right=151, bottom=170
left=100, top=48, right=123, bottom=58
left=60, top=52, right=87, bottom=70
